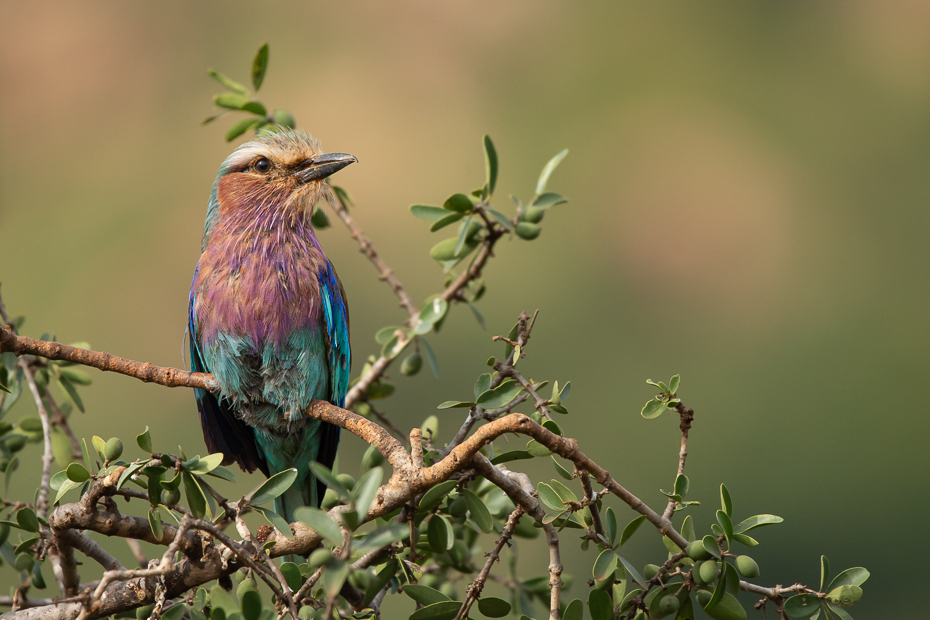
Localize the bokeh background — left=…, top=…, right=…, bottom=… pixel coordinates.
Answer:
left=2, top=1, right=928, bottom=617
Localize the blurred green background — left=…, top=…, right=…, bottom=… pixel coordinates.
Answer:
left=2, top=1, right=928, bottom=617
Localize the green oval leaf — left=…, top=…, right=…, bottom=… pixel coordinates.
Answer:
left=430, top=212, right=465, bottom=232
left=208, top=69, right=248, bottom=95
left=430, top=236, right=477, bottom=261
left=226, top=117, right=265, bottom=142
left=403, top=584, right=450, bottom=606
left=182, top=472, right=207, bottom=519
left=136, top=426, right=152, bottom=453
left=536, top=149, right=568, bottom=195
left=476, top=379, right=523, bottom=410
left=148, top=508, right=164, bottom=540
left=531, top=192, right=568, bottom=209
left=720, top=483, right=732, bottom=516
left=783, top=594, right=821, bottom=619
left=293, top=506, right=343, bottom=544
left=588, top=587, right=613, bottom=620
left=478, top=596, right=510, bottom=618
left=427, top=513, right=454, bottom=552
left=251, top=43, right=269, bottom=91
left=248, top=468, right=298, bottom=506
left=489, top=450, right=532, bottom=465
left=526, top=440, right=551, bottom=457
left=419, top=480, right=458, bottom=512
left=419, top=298, right=449, bottom=325
left=409, top=601, right=463, bottom=620
left=410, top=205, right=450, bottom=221
left=463, top=490, right=493, bottom=533
left=605, top=507, right=618, bottom=545
left=437, top=401, right=475, bottom=410
left=161, top=604, right=187, bottom=620
left=15, top=508, right=39, bottom=533
left=732, top=514, right=784, bottom=534
left=641, top=398, right=666, bottom=419
left=536, top=483, right=564, bottom=512
left=240, top=590, right=261, bottom=620
left=309, top=462, right=350, bottom=498
left=353, top=467, right=383, bottom=521
left=65, top=463, right=90, bottom=483
left=483, top=135, right=498, bottom=197
left=619, top=515, right=647, bottom=547
left=826, top=567, right=870, bottom=590
left=592, top=548, right=617, bottom=581
left=563, top=599, right=583, bottom=620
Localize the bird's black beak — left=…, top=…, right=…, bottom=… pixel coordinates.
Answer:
left=295, top=152, right=358, bottom=184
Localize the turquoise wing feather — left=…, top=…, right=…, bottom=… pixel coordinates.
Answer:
left=312, top=261, right=350, bottom=501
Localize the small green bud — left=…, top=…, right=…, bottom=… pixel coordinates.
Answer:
left=104, top=437, right=123, bottom=462
left=401, top=352, right=422, bottom=376
left=643, top=564, right=660, bottom=580
left=309, top=547, right=334, bottom=569
left=336, top=473, right=356, bottom=490
left=161, top=487, right=181, bottom=506
left=273, top=109, right=296, bottom=129
left=735, top=555, right=760, bottom=578
left=515, top=222, right=541, bottom=240
left=699, top=560, right=720, bottom=584
left=657, top=595, right=680, bottom=618
left=691, top=561, right=708, bottom=586
left=519, top=206, right=545, bottom=224
left=4, top=434, right=26, bottom=453
left=236, top=578, right=257, bottom=599
left=686, top=539, right=712, bottom=561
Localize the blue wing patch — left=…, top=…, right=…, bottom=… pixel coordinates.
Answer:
left=314, top=261, right=351, bottom=500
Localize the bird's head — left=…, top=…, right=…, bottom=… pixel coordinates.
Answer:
left=204, top=129, right=356, bottom=241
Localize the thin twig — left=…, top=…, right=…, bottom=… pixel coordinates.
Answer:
left=662, top=402, right=695, bottom=521
left=323, top=187, right=418, bottom=319
left=20, top=362, right=53, bottom=521
left=455, top=506, right=523, bottom=620
left=578, top=471, right=605, bottom=540
left=20, top=360, right=69, bottom=595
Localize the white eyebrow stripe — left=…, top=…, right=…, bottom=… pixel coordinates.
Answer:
left=225, top=145, right=275, bottom=169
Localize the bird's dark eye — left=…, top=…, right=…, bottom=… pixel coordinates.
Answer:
left=254, top=158, right=270, bottom=173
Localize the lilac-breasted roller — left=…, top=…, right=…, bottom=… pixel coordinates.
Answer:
left=189, top=129, right=354, bottom=523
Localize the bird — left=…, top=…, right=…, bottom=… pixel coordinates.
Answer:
left=188, top=128, right=354, bottom=524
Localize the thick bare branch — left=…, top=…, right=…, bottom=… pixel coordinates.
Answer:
left=0, top=328, right=215, bottom=390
